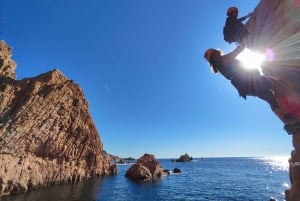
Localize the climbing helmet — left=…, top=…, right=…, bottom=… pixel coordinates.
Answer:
left=227, top=7, right=238, bottom=16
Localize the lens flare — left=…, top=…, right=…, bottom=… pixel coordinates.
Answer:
left=266, top=48, right=275, bottom=62
left=236, top=48, right=265, bottom=72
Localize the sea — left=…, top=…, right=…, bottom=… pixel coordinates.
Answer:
left=0, top=157, right=290, bottom=201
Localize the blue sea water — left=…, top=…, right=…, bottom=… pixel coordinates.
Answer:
left=0, top=157, right=290, bottom=201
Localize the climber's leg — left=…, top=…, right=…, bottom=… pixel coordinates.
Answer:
left=254, top=89, right=288, bottom=122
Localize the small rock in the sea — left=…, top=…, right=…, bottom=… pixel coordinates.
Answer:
left=173, top=168, right=181, bottom=173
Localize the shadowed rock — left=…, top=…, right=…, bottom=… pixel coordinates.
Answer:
left=173, top=168, right=181, bottom=173
left=243, top=1, right=300, bottom=200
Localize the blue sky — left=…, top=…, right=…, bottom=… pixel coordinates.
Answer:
left=1, top=0, right=292, bottom=158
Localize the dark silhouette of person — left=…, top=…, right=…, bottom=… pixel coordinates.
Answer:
left=204, top=45, right=287, bottom=123
left=224, top=7, right=252, bottom=44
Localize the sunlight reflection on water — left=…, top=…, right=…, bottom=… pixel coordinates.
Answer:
left=282, top=182, right=290, bottom=188
left=260, top=156, right=289, bottom=172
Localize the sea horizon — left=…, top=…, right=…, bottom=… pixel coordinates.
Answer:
left=120, top=155, right=290, bottom=160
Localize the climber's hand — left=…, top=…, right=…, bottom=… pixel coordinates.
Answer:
left=246, top=12, right=253, bottom=18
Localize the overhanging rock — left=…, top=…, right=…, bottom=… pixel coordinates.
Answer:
left=245, top=1, right=300, bottom=200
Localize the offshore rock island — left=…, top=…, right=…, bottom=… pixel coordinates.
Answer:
left=0, top=40, right=116, bottom=195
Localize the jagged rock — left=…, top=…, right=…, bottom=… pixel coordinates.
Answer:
left=174, top=153, right=193, bottom=162
left=125, top=153, right=166, bottom=182
left=0, top=40, right=116, bottom=196
left=0, top=41, right=16, bottom=80
left=245, top=1, right=300, bottom=200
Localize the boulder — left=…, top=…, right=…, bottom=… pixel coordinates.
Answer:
left=125, top=164, right=152, bottom=181
left=125, top=154, right=166, bottom=182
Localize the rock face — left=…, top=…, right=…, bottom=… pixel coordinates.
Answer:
left=125, top=154, right=166, bottom=182
left=0, top=40, right=116, bottom=196
left=245, top=1, right=300, bottom=200
left=0, top=41, right=16, bottom=80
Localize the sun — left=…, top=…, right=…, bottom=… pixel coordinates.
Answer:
left=236, top=48, right=265, bottom=72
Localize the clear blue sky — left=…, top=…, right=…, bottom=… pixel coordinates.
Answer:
left=1, top=0, right=292, bottom=158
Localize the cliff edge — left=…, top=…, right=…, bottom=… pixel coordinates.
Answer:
left=245, top=1, right=300, bottom=200
left=0, top=40, right=116, bottom=195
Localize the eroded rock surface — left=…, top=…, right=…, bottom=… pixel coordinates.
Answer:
left=125, top=154, right=166, bottom=182
left=0, top=41, right=16, bottom=80
left=245, top=1, right=300, bottom=200
left=0, top=40, right=116, bottom=195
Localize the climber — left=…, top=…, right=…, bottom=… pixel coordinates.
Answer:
left=204, top=45, right=287, bottom=123
left=223, top=7, right=252, bottom=44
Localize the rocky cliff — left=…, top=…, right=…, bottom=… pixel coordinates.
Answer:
left=0, top=40, right=116, bottom=196
left=245, top=1, right=300, bottom=200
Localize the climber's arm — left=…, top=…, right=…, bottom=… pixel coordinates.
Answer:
left=222, top=45, right=245, bottom=64
left=239, top=13, right=253, bottom=22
